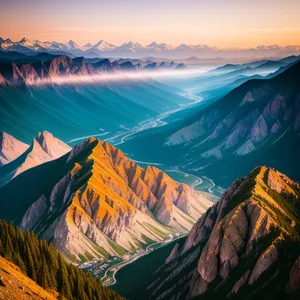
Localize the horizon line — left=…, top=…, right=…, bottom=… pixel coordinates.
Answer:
left=1, top=36, right=300, bottom=50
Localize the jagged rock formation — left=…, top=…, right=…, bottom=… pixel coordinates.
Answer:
left=1, top=37, right=300, bottom=59
left=165, top=63, right=300, bottom=157
left=0, top=55, right=186, bottom=86
left=0, top=135, right=211, bottom=263
left=0, top=132, right=29, bottom=166
left=145, top=166, right=300, bottom=300
left=0, top=131, right=71, bottom=185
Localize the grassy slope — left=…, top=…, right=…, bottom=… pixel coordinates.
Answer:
left=0, top=256, right=58, bottom=300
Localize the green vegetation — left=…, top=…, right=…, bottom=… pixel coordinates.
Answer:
left=145, top=222, right=172, bottom=237
left=0, top=219, right=124, bottom=300
left=141, top=233, right=155, bottom=245
left=107, top=239, right=127, bottom=256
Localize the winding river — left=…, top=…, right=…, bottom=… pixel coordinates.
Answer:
left=67, top=91, right=203, bottom=145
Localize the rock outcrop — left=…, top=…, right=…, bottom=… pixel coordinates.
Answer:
left=146, top=166, right=300, bottom=300
left=286, top=257, right=300, bottom=294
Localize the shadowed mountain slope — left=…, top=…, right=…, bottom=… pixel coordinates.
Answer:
left=140, top=166, right=300, bottom=300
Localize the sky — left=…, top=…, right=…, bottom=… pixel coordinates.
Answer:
left=1, top=0, right=300, bottom=48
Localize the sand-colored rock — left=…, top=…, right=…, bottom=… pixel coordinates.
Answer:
left=1, top=131, right=71, bottom=184
left=0, top=132, right=29, bottom=166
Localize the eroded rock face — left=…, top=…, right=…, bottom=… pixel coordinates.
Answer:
left=263, top=94, right=287, bottom=123
left=16, top=136, right=212, bottom=262
left=0, top=55, right=154, bottom=87
left=36, top=131, right=71, bottom=159
left=231, top=270, right=250, bottom=295
left=20, top=195, right=48, bottom=231
left=286, top=257, right=300, bottom=294
left=248, top=245, right=278, bottom=284
left=165, top=243, right=181, bottom=264
left=148, top=166, right=300, bottom=300
left=250, top=115, right=269, bottom=143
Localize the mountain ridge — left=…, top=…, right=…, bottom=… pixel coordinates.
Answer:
left=0, top=133, right=212, bottom=263
left=1, top=37, right=299, bottom=59
left=130, top=166, right=300, bottom=300
left=0, top=131, right=71, bottom=186
left=0, top=54, right=187, bottom=86
left=120, top=60, right=300, bottom=188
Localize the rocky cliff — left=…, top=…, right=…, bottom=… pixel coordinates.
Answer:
left=146, top=166, right=300, bottom=300
left=0, top=132, right=29, bottom=166
left=0, top=134, right=211, bottom=263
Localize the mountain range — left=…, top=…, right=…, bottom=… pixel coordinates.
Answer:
left=1, top=44, right=300, bottom=300
left=0, top=51, right=192, bottom=144
left=1, top=37, right=299, bottom=59
left=0, top=131, right=212, bottom=263
left=114, top=166, right=300, bottom=300
left=121, top=60, right=300, bottom=188
left=0, top=53, right=186, bottom=87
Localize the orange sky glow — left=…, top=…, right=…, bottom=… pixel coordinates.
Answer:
left=1, top=0, right=300, bottom=48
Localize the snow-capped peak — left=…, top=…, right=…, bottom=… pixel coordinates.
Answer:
left=66, top=40, right=80, bottom=50
left=146, top=41, right=174, bottom=51
left=92, top=40, right=117, bottom=51
left=147, top=41, right=159, bottom=47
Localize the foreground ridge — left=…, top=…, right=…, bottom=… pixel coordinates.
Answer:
left=144, top=166, right=300, bottom=300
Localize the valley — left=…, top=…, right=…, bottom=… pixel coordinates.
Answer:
left=1, top=1, right=300, bottom=299
left=80, top=233, right=186, bottom=287
left=112, top=166, right=300, bottom=300
left=120, top=58, right=300, bottom=190
left=69, top=90, right=204, bottom=146
left=0, top=46, right=300, bottom=300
